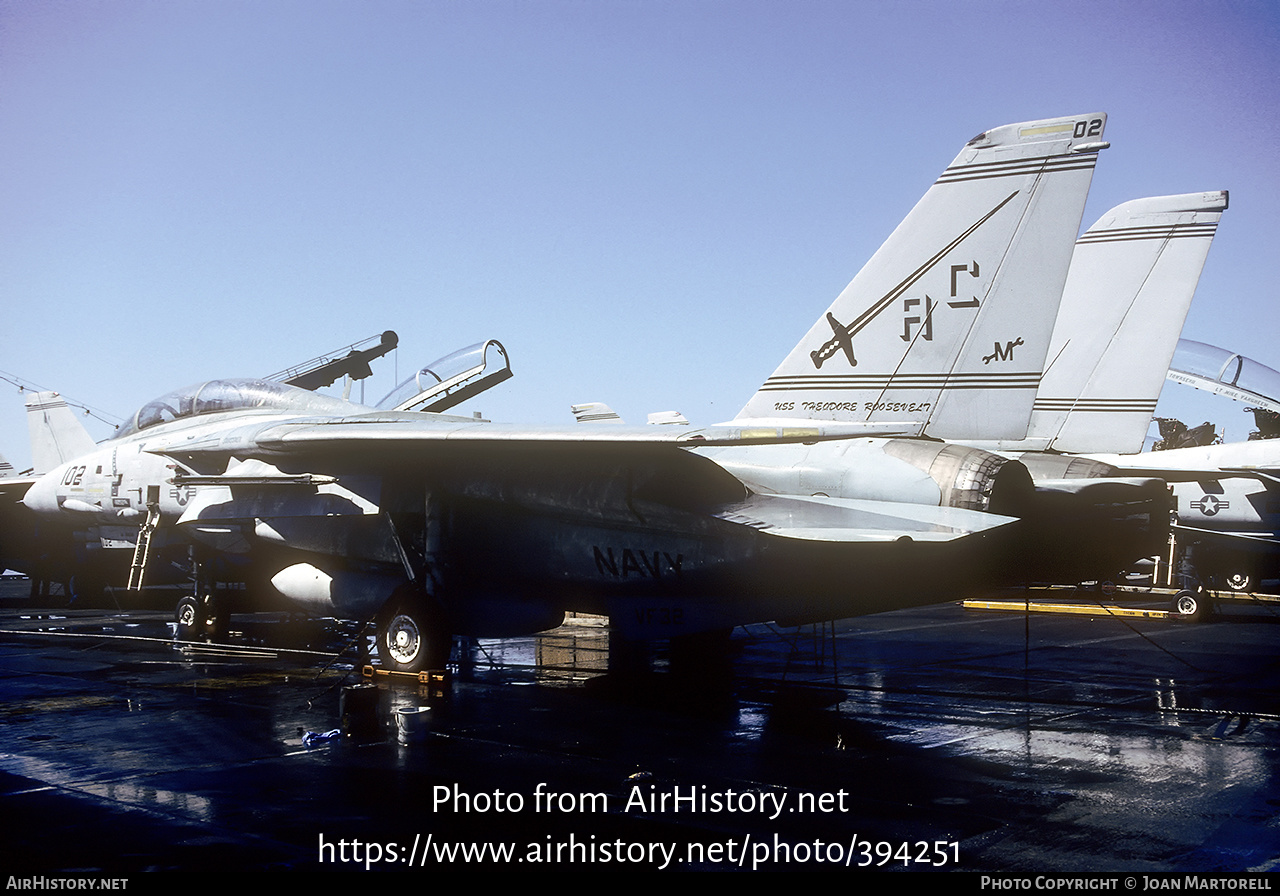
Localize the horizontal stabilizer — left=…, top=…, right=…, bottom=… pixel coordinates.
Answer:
left=1221, top=467, right=1280, bottom=486
left=1082, top=466, right=1280, bottom=484
left=172, top=472, right=338, bottom=487
left=0, top=477, right=35, bottom=504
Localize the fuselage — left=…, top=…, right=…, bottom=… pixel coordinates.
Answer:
left=19, top=379, right=1031, bottom=636
left=1083, top=441, right=1280, bottom=539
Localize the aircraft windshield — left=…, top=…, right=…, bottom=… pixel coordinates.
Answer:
left=375, top=340, right=512, bottom=413
left=115, top=378, right=359, bottom=439
left=1169, top=339, right=1280, bottom=409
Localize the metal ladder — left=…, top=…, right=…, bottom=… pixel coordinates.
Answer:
left=127, top=505, right=162, bottom=591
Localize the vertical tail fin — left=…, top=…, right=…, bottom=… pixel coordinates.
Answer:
left=26, top=391, right=97, bottom=475
left=736, top=114, right=1108, bottom=441
left=1026, top=191, right=1228, bottom=454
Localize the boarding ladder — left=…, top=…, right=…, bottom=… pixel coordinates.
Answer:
left=127, top=505, right=163, bottom=591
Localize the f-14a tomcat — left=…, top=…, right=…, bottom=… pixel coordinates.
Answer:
left=17, top=113, right=1167, bottom=671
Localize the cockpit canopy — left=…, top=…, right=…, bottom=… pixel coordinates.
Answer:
left=1169, top=339, right=1280, bottom=412
left=114, top=378, right=358, bottom=439
left=376, top=340, right=512, bottom=413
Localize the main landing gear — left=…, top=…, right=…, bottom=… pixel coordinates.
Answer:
left=375, top=585, right=452, bottom=673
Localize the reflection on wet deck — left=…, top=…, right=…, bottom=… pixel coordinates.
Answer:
left=1, top=584, right=1277, bottom=871
left=461, top=614, right=613, bottom=684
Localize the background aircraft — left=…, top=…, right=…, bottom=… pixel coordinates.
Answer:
left=1087, top=340, right=1280, bottom=594
left=1167, top=339, right=1280, bottom=416
left=0, top=333, right=410, bottom=599
left=946, top=188, right=1276, bottom=600
left=987, top=191, right=1229, bottom=461
left=0, top=393, right=108, bottom=595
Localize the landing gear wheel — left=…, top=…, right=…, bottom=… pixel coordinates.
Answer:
left=175, top=596, right=204, bottom=640
left=175, top=594, right=229, bottom=640
left=1173, top=589, right=1209, bottom=623
left=376, top=588, right=451, bottom=673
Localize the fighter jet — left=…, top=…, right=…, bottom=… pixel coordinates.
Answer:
left=19, top=114, right=1143, bottom=671
left=1091, top=438, right=1279, bottom=592
left=25, top=391, right=98, bottom=476
left=0, top=392, right=112, bottom=596
left=1086, top=339, right=1280, bottom=594
left=706, top=116, right=1178, bottom=582
left=1, top=330, right=416, bottom=597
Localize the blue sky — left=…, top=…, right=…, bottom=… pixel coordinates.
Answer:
left=2, top=0, right=1278, bottom=468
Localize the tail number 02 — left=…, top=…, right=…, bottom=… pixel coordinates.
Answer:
left=1073, top=119, right=1103, bottom=138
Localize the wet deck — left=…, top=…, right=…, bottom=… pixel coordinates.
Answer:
left=1, top=582, right=1278, bottom=872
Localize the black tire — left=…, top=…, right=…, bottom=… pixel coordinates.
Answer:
left=175, top=596, right=204, bottom=640
left=1173, top=589, right=1208, bottom=623
left=376, top=587, right=451, bottom=673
